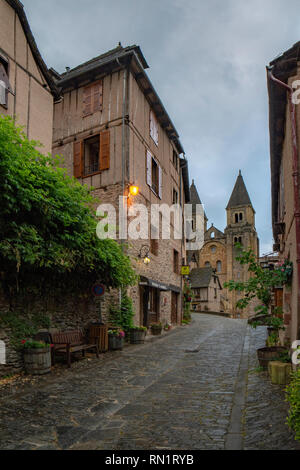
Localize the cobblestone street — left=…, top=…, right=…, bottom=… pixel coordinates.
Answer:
left=0, top=314, right=299, bottom=450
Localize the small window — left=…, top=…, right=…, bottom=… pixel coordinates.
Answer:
left=217, top=261, right=222, bottom=273
left=211, top=232, right=215, bottom=239
left=211, top=245, right=216, bottom=254
left=239, top=213, right=243, bottom=221
left=152, top=158, right=159, bottom=194
left=0, top=58, right=13, bottom=108
left=205, top=261, right=211, bottom=267
left=173, top=188, right=179, bottom=204
left=173, top=249, right=179, bottom=274
left=84, top=135, right=100, bottom=176
left=83, top=81, right=103, bottom=117
left=235, top=214, right=239, bottom=224
left=173, top=151, right=178, bottom=171
left=150, top=110, right=159, bottom=146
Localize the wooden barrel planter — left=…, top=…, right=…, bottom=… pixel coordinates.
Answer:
left=108, top=336, right=124, bottom=351
left=151, top=325, right=162, bottom=336
left=23, top=347, right=51, bottom=375
left=257, top=346, right=288, bottom=370
left=130, top=329, right=146, bottom=344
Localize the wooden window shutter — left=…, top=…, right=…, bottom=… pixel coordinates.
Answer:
left=83, top=85, right=92, bottom=116
left=73, top=141, right=83, bottom=178
left=147, top=150, right=152, bottom=187
left=158, top=165, right=162, bottom=199
left=93, top=81, right=103, bottom=112
left=100, top=130, right=110, bottom=171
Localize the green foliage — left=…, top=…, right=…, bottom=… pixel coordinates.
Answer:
left=22, top=340, right=49, bottom=350
left=183, top=280, right=192, bottom=323
left=108, top=293, right=135, bottom=333
left=286, top=369, right=300, bottom=442
left=0, top=115, right=136, bottom=300
left=0, top=311, right=51, bottom=350
left=266, top=331, right=280, bottom=347
left=224, top=245, right=287, bottom=330
left=130, top=326, right=147, bottom=332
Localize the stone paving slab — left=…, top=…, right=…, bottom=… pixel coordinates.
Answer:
left=0, top=314, right=299, bottom=450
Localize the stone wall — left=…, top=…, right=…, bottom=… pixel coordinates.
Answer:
left=0, top=287, right=120, bottom=378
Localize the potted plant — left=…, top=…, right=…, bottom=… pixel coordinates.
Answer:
left=129, top=326, right=147, bottom=344
left=108, top=329, right=125, bottom=351
left=150, top=323, right=163, bottom=336
left=22, top=340, right=52, bottom=375
left=164, top=323, right=172, bottom=332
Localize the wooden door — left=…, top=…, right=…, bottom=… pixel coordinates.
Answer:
left=171, top=292, right=178, bottom=324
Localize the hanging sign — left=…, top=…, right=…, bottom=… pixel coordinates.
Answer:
left=181, top=266, right=190, bottom=276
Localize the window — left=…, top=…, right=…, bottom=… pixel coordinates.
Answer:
left=150, top=110, right=159, bottom=146
left=205, top=261, right=211, bottom=267
left=173, top=188, right=179, bottom=204
left=235, top=214, right=239, bottom=224
left=173, top=249, right=179, bottom=274
left=239, top=213, right=243, bottom=221
left=211, top=245, right=216, bottom=254
left=73, top=130, right=110, bottom=178
left=146, top=150, right=162, bottom=198
left=0, top=57, right=13, bottom=108
left=211, top=232, right=215, bottom=239
left=83, top=81, right=103, bottom=117
left=84, top=136, right=100, bottom=175
left=173, top=151, right=179, bottom=171
left=217, top=261, right=222, bottom=273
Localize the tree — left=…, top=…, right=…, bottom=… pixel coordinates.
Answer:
left=0, top=116, right=136, bottom=303
left=224, top=245, right=289, bottom=330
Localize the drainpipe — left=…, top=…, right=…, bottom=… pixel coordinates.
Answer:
left=267, top=66, right=300, bottom=336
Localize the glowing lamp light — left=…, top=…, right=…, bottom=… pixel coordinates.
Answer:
left=143, top=256, right=151, bottom=265
left=129, top=185, right=139, bottom=197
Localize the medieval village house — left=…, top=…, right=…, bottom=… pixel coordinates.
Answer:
left=0, top=0, right=58, bottom=153
left=267, top=41, right=300, bottom=344
left=51, top=44, right=191, bottom=328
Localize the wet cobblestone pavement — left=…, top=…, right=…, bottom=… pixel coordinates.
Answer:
left=0, top=314, right=299, bottom=450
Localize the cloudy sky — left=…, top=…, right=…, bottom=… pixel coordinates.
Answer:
left=22, top=0, right=300, bottom=254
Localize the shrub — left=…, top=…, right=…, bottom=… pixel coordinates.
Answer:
left=286, top=369, right=300, bottom=442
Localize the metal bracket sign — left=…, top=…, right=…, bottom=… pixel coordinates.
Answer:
left=91, top=283, right=106, bottom=298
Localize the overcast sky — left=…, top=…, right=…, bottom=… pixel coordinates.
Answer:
left=21, top=0, right=300, bottom=255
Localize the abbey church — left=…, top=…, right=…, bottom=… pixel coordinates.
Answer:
left=188, top=171, right=259, bottom=318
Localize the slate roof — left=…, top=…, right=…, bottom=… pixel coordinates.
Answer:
left=5, top=0, right=59, bottom=98
left=190, top=267, right=219, bottom=289
left=226, top=171, right=253, bottom=209
left=56, top=45, right=149, bottom=85
left=51, top=43, right=185, bottom=155
left=190, top=180, right=207, bottom=220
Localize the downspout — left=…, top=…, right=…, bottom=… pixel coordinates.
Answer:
left=267, top=66, right=300, bottom=335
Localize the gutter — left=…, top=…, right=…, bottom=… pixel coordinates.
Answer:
left=267, top=66, right=300, bottom=329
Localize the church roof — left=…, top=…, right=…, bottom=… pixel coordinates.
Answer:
left=226, top=171, right=253, bottom=209
left=190, top=180, right=208, bottom=220
left=205, top=225, right=225, bottom=241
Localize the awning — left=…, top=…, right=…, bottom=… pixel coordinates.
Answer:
left=139, top=276, right=182, bottom=294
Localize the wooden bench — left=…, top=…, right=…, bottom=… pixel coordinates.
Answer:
left=51, top=330, right=99, bottom=368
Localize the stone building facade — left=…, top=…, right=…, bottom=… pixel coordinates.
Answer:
left=187, top=172, right=259, bottom=318
left=51, top=44, right=190, bottom=329
left=189, top=267, right=222, bottom=313
left=267, top=41, right=300, bottom=345
left=0, top=0, right=58, bottom=153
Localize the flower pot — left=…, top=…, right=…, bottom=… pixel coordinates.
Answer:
left=130, top=329, right=146, bottom=344
left=23, top=347, right=51, bottom=375
left=151, top=326, right=162, bottom=336
left=108, top=336, right=124, bottom=351
left=257, top=346, right=288, bottom=370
